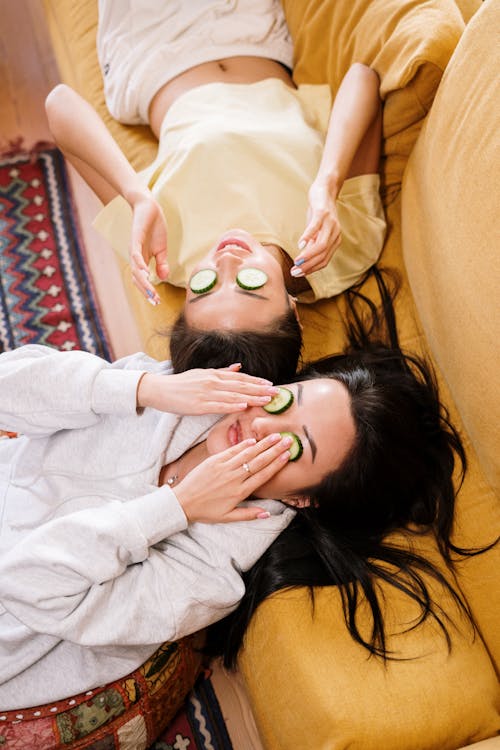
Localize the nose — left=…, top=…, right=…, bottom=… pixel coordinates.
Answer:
left=250, top=414, right=281, bottom=441
left=215, top=248, right=248, bottom=267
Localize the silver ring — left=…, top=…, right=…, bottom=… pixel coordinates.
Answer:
left=242, top=462, right=251, bottom=475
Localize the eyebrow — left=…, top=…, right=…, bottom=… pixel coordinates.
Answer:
left=303, top=424, right=317, bottom=463
left=294, top=384, right=316, bottom=462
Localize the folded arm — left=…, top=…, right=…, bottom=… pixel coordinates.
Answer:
left=0, top=486, right=294, bottom=645
left=0, top=345, right=143, bottom=437
left=294, top=63, right=382, bottom=275
left=45, top=84, right=168, bottom=300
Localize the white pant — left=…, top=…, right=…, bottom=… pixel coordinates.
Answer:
left=97, top=0, right=293, bottom=124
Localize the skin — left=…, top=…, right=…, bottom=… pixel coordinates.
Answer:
left=184, top=229, right=298, bottom=331
left=45, top=60, right=382, bottom=318
left=170, top=378, right=356, bottom=523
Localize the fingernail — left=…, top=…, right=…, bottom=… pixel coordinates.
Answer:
left=257, top=511, right=271, bottom=519
left=266, top=386, right=280, bottom=394
left=280, top=450, right=291, bottom=461
left=146, top=289, right=154, bottom=299
left=294, top=258, right=305, bottom=267
left=298, top=239, right=307, bottom=250
left=147, top=297, right=158, bottom=307
left=268, top=433, right=281, bottom=442
left=291, top=268, right=304, bottom=278
left=257, top=396, right=272, bottom=404
left=281, top=436, right=293, bottom=447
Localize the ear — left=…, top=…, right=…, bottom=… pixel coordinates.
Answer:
left=284, top=494, right=311, bottom=509
left=288, top=295, right=303, bottom=330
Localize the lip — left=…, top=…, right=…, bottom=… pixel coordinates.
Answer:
left=227, top=420, right=243, bottom=446
left=216, top=238, right=252, bottom=254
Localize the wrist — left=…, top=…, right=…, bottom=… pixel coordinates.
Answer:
left=136, top=372, right=155, bottom=409
left=314, top=168, right=341, bottom=198
left=123, top=185, right=152, bottom=207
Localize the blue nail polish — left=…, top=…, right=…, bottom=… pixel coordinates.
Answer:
left=295, top=258, right=305, bottom=267
left=146, top=289, right=154, bottom=299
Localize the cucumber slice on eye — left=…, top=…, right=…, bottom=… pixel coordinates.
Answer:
left=236, top=268, right=268, bottom=290
left=190, top=269, right=217, bottom=294
left=264, top=386, right=294, bottom=414
left=280, top=431, right=303, bottom=462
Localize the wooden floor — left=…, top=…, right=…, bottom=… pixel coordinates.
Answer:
left=0, top=1, right=142, bottom=358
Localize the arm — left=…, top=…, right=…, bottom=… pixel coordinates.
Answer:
left=0, top=440, right=295, bottom=645
left=293, top=64, right=382, bottom=276
left=45, top=84, right=168, bottom=300
left=0, top=345, right=142, bottom=437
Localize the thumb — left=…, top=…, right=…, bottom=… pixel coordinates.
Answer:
left=154, top=248, right=170, bottom=279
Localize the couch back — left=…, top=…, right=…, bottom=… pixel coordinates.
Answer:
left=402, top=0, right=500, bottom=670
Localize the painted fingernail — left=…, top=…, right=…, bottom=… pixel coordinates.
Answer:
left=146, top=289, right=154, bottom=299
left=291, top=268, right=304, bottom=278
left=147, top=297, right=158, bottom=307
left=257, top=511, right=271, bottom=519
left=298, top=239, right=307, bottom=250
left=294, top=258, right=305, bottom=267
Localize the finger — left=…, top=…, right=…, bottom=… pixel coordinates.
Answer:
left=222, top=507, right=271, bottom=523
left=230, top=433, right=291, bottom=473
left=291, top=245, right=329, bottom=277
left=131, top=274, right=161, bottom=306
left=217, top=369, right=274, bottom=386
left=242, top=450, right=291, bottom=496
left=299, top=214, right=322, bottom=246
left=131, top=264, right=161, bottom=305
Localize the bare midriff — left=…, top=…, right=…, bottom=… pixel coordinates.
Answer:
left=148, top=56, right=295, bottom=138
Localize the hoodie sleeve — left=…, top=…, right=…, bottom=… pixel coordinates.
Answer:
left=0, top=345, right=146, bottom=436
left=0, top=487, right=295, bottom=646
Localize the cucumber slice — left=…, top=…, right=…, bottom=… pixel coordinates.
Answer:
left=190, top=269, right=217, bottom=294
left=264, top=386, right=294, bottom=414
left=236, top=268, right=268, bottom=290
left=280, top=431, right=303, bottom=462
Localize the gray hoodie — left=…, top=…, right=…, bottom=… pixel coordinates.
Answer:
left=0, top=345, right=294, bottom=710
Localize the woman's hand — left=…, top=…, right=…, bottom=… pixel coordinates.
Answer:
left=291, top=179, right=342, bottom=277
left=137, top=364, right=279, bottom=415
left=172, top=434, right=292, bottom=523
left=128, top=190, right=169, bottom=305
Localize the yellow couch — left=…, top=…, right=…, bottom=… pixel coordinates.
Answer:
left=43, top=1, right=499, bottom=748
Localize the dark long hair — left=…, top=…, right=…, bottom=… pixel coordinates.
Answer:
left=169, top=309, right=302, bottom=382
left=206, top=267, right=495, bottom=666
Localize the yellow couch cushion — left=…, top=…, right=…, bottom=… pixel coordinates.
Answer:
left=282, top=0, right=473, bottom=203
left=402, top=0, right=500, bottom=497
left=240, top=534, right=500, bottom=750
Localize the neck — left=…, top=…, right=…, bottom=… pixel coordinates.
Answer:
left=159, top=440, right=209, bottom=488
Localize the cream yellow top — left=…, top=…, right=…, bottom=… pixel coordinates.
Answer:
left=94, top=79, right=386, bottom=302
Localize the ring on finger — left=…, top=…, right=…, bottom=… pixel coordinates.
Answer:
left=242, top=462, right=251, bottom=475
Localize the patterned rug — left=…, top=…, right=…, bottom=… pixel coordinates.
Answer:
left=0, top=146, right=112, bottom=358
left=151, top=670, right=234, bottom=750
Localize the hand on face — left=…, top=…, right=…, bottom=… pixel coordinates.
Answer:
left=137, top=364, right=280, bottom=415
left=129, top=190, right=169, bottom=304
left=292, top=179, right=342, bottom=277
left=171, top=434, right=292, bottom=523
